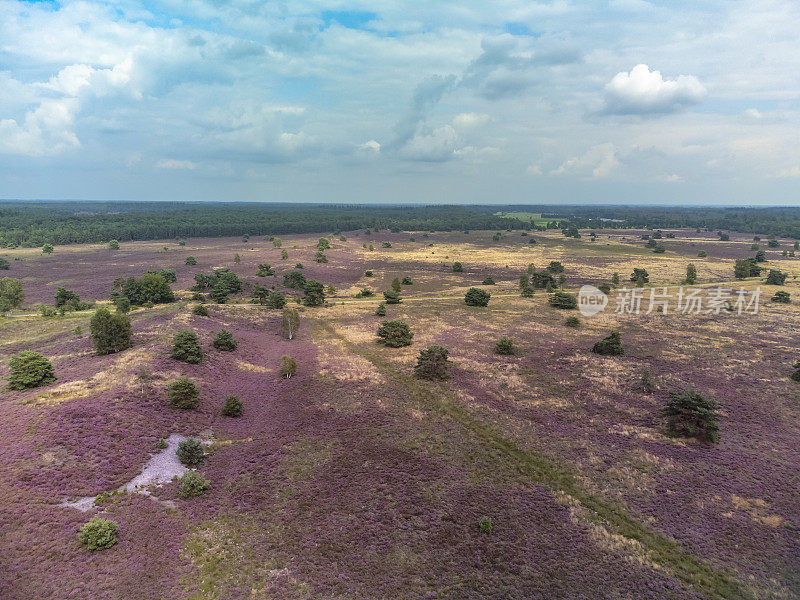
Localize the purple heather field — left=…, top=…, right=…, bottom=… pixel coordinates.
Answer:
left=1, top=229, right=798, bottom=599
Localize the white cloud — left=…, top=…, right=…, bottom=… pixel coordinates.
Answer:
left=552, top=143, right=620, bottom=177
left=602, top=64, right=706, bottom=115
left=358, top=140, right=381, bottom=154
left=743, top=108, right=763, bottom=119
left=0, top=99, right=80, bottom=156
left=156, top=159, right=197, bottom=170
left=453, top=112, right=490, bottom=129
left=399, top=125, right=458, bottom=162
left=777, top=166, right=800, bottom=178
left=526, top=164, right=543, bottom=175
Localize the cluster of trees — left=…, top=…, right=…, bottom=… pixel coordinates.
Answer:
left=0, top=202, right=515, bottom=247
left=192, top=269, right=242, bottom=303
left=111, top=273, right=174, bottom=306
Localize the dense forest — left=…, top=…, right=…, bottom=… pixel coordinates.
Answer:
left=2, top=201, right=800, bottom=246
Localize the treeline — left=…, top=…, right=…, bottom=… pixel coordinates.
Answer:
left=0, top=202, right=512, bottom=246
left=3, top=202, right=800, bottom=246
left=537, top=206, right=800, bottom=239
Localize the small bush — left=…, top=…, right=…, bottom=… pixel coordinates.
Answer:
left=178, top=471, right=210, bottom=499
left=212, top=329, right=237, bottom=351
left=478, top=516, right=493, bottom=534
left=78, top=517, right=118, bottom=551
left=482, top=276, right=495, bottom=285
left=377, top=319, right=413, bottom=347
left=383, top=290, right=401, bottom=304
left=365, top=270, right=373, bottom=277
left=452, top=262, right=463, bottom=272
left=592, top=331, right=623, bottom=356
left=172, top=330, right=203, bottom=364
left=375, top=302, right=387, bottom=317
left=414, top=345, right=451, bottom=380
left=221, top=395, right=243, bottom=417
left=661, top=390, right=720, bottom=443
left=548, top=291, right=577, bottom=309
left=771, top=290, right=791, bottom=303
left=280, top=355, right=297, bottom=378
left=494, top=337, right=515, bottom=355
left=640, top=368, right=657, bottom=393
left=520, top=286, right=534, bottom=298
left=90, top=308, right=132, bottom=356
left=192, top=304, right=209, bottom=316
left=177, top=437, right=204, bottom=466
left=697, top=250, right=707, bottom=257
left=158, top=438, right=168, bottom=449
left=401, top=276, right=413, bottom=285
left=191, top=293, right=205, bottom=302
left=7, top=351, right=56, bottom=390
left=765, top=270, right=787, bottom=285
left=168, top=376, right=200, bottom=409
left=464, top=288, right=490, bottom=307
left=185, top=256, right=197, bottom=265
left=564, top=316, right=580, bottom=327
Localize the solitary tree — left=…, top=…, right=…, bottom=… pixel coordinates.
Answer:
left=377, top=319, right=413, bottom=347
left=391, top=278, right=402, bottom=293
left=383, top=290, right=401, bottom=304
left=7, top=351, right=56, bottom=390
left=185, top=256, right=197, bottom=265
left=172, top=330, right=203, bottom=364
left=592, top=331, right=623, bottom=356
left=280, top=355, right=297, bottom=378
left=684, top=263, right=697, bottom=285
left=42, top=244, right=54, bottom=254
left=303, top=280, right=326, bottom=306
left=0, top=277, right=24, bottom=313
left=765, top=270, right=787, bottom=285
left=375, top=302, right=387, bottom=316
left=177, top=437, right=204, bottom=465
left=281, top=307, right=300, bottom=340
left=548, top=291, right=577, bottom=309
left=168, top=376, right=200, bottom=409
left=630, top=268, right=649, bottom=284
left=108, top=240, right=120, bottom=250
left=221, top=395, right=243, bottom=417
left=464, top=288, right=491, bottom=306
left=212, top=329, right=237, bottom=351
left=90, top=308, right=132, bottom=355
left=495, top=337, right=515, bottom=355
left=414, top=345, right=451, bottom=380
left=771, top=290, right=791, bottom=303
left=661, top=390, right=720, bottom=443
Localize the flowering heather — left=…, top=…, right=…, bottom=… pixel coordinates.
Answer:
left=1, top=228, right=798, bottom=599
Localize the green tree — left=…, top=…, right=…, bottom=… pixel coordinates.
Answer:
left=549, top=291, right=577, bottom=309
left=495, top=337, right=515, bottom=355
left=0, top=258, right=10, bottom=270
left=42, top=243, right=54, bottom=254
left=547, top=261, right=564, bottom=273
left=54, top=287, right=80, bottom=308
left=519, top=274, right=530, bottom=289
left=78, top=517, right=118, bottom=551
left=185, top=256, right=197, bottom=265
left=401, top=276, right=413, bottom=285
left=414, top=345, right=451, bottom=380
left=383, top=290, right=401, bottom=304
left=108, top=239, right=120, bottom=250
left=221, top=395, right=243, bottom=417
left=168, top=376, right=199, bottom=409
left=177, top=437, right=204, bottom=465
left=280, top=355, right=297, bottom=378
left=317, top=237, right=331, bottom=250
left=684, top=263, right=697, bottom=285
left=375, top=302, right=386, bottom=316
left=303, top=279, right=325, bottom=306
left=661, top=390, right=720, bottom=443
left=7, top=351, right=56, bottom=390
left=482, top=276, right=495, bottom=285
left=611, top=272, right=620, bottom=286
left=281, top=307, right=300, bottom=340
left=464, top=288, right=490, bottom=306
left=281, top=249, right=288, bottom=260
left=233, top=253, right=241, bottom=263
left=172, top=330, right=203, bottom=364
left=771, top=290, right=791, bottom=303
left=212, top=329, right=237, bottom=351
left=377, top=319, right=413, bottom=347
left=283, top=270, right=307, bottom=289
left=391, top=277, right=402, bottom=293
left=592, top=331, right=623, bottom=356
left=765, top=270, right=787, bottom=285
left=0, top=277, right=24, bottom=313
left=452, top=262, right=463, bottom=272
left=192, top=304, right=209, bottom=316
left=90, top=308, right=132, bottom=355
left=630, top=268, right=649, bottom=284
left=178, top=471, right=210, bottom=499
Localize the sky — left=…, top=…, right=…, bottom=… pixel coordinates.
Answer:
left=0, top=0, right=799, bottom=205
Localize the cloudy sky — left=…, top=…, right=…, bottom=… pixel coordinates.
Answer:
left=1, top=0, right=799, bottom=204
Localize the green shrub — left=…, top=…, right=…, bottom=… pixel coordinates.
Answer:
left=185, top=256, right=197, bottom=265
left=192, top=304, right=209, bottom=316
left=221, top=395, right=243, bottom=417
left=765, top=270, right=787, bottom=285
left=90, top=308, right=132, bottom=356
left=377, top=319, right=413, bottom=347
left=697, top=250, right=707, bottom=257
left=78, top=517, right=118, bottom=551
left=280, top=355, right=297, bottom=378
left=302, top=280, right=325, bottom=306
left=401, top=276, right=413, bottom=285
left=191, top=293, right=205, bottom=302
left=452, top=262, right=463, bottom=272
left=482, top=276, right=495, bottom=285
left=172, top=330, right=203, bottom=364
left=661, top=390, right=719, bottom=443
left=108, top=240, right=120, bottom=250
left=114, top=297, right=131, bottom=313
left=168, top=376, right=200, bottom=409
left=7, top=351, right=56, bottom=390
left=414, top=345, right=451, bottom=380
left=564, top=316, right=580, bottom=328
left=592, top=331, right=623, bottom=356
left=771, top=290, right=791, bottom=303
left=494, top=337, right=515, bottom=355
left=464, top=288, right=490, bottom=307
left=42, top=243, right=54, bottom=254
left=478, top=516, right=493, bottom=534
left=375, top=302, right=387, bottom=317
left=365, top=270, right=373, bottom=277
left=212, top=329, right=237, bottom=351
left=383, top=290, right=401, bottom=304
left=177, top=437, right=204, bottom=466
left=520, top=286, right=534, bottom=298
left=548, top=291, right=577, bottom=309
left=178, top=470, right=210, bottom=499
left=791, top=361, right=800, bottom=382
